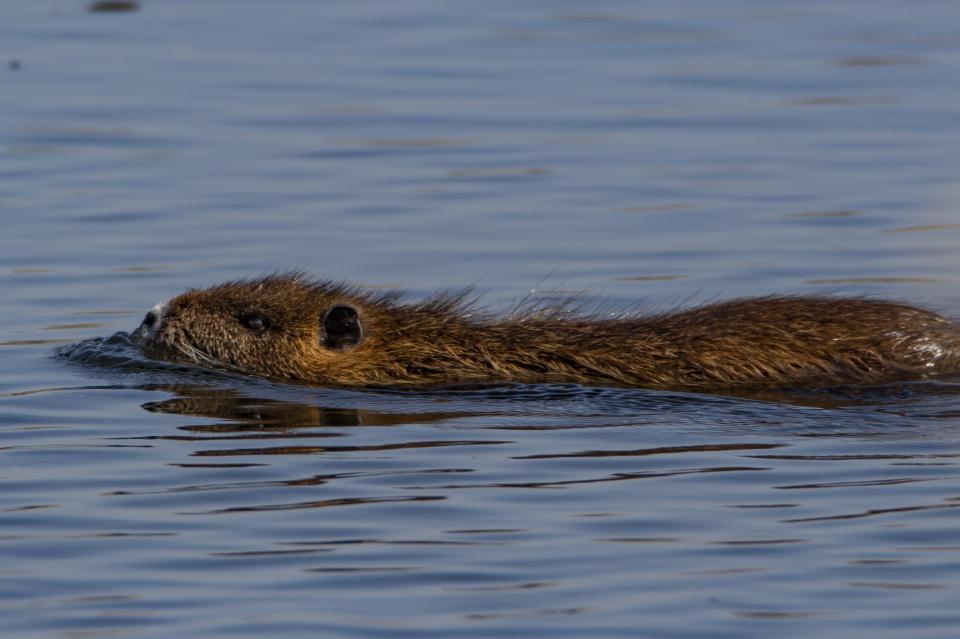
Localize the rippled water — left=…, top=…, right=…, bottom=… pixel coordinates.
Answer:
left=5, top=1, right=960, bottom=637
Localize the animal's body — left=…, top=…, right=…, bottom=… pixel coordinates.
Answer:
left=134, top=274, right=960, bottom=389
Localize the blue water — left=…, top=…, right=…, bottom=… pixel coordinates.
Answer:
left=4, top=1, right=960, bottom=637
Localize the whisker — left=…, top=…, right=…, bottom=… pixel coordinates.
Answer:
left=172, top=340, right=243, bottom=373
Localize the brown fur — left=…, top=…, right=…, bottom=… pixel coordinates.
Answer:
left=137, top=273, right=960, bottom=389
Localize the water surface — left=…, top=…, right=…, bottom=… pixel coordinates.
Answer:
left=4, top=1, right=960, bottom=637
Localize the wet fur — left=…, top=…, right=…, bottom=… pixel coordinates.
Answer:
left=141, top=273, right=960, bottom=389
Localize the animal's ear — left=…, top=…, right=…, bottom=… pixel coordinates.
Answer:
left=322, top=305, right=363, bottom=351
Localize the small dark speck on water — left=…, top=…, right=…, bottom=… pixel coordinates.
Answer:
left=88, top=1, right=139, bottom=13
left=8, top=59, right=20, bottom=71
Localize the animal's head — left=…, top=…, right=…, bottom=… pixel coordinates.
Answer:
left=135, top=274, right=366, bottom=382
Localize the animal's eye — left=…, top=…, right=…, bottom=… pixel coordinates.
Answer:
left=240, top=313, right=270, bottom=332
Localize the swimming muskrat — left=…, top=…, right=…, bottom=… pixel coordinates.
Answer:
left=132, top=273, right=960, bottom=389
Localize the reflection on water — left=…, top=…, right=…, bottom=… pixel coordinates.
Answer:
left=143, top=391, right=476, bottom=430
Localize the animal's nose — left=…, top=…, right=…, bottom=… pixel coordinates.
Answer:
left=139, top=302, right=167, bottom=333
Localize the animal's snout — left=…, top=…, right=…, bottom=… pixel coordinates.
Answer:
left=135, top=302, right=168, bottom=340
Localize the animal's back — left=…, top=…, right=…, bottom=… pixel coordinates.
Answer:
left=583, top=297, right=960, bottom=387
